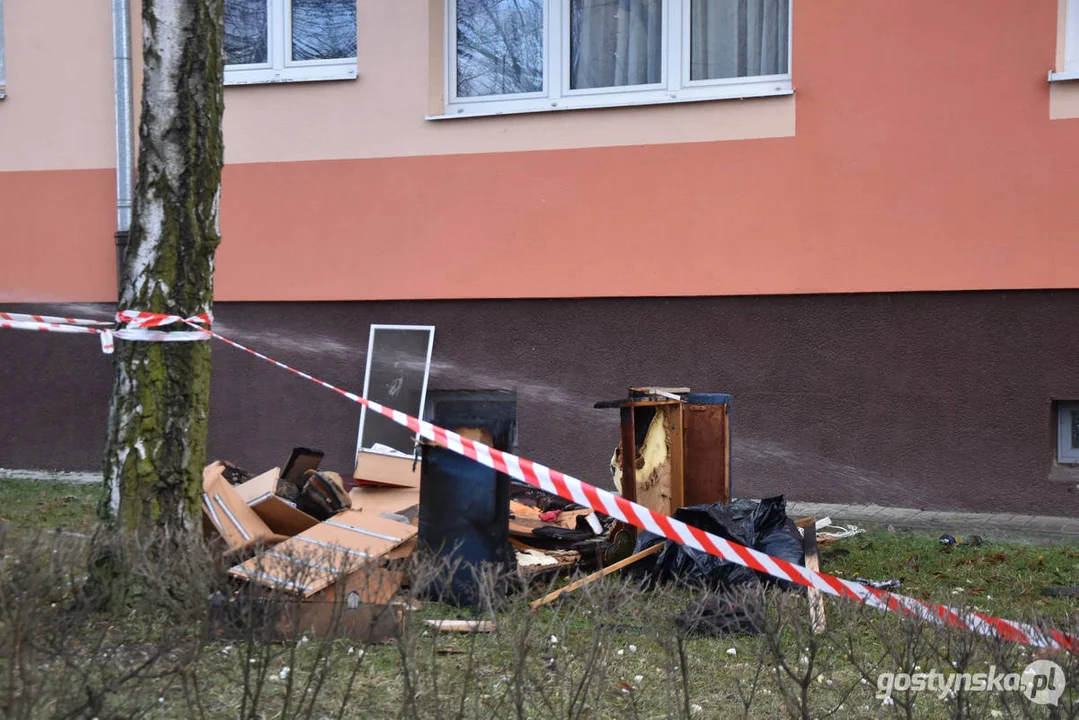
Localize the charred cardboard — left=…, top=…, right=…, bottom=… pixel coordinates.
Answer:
left=228, top=510, right=415, bottom=642
left=348, top=485, right=420, bottom=518
left=234, top=467, right=320, bottom=536
left=229, top=509, right=417, bottom=598
left=216, top=564, right=406, bottom=643
left=202, top=462, right=289, bottom=554
left=273, top=592, right=403, bottom=643
left=353, top=450, right=420, bottom=489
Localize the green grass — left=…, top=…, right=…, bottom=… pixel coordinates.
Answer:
left=1, top=477, right=1076, bottom=617
left=825, top=528, right=1079, bottom=621
left=0, top=477, right=1077, bottom=620
left=0, top=477, right=100, bottom=532
left=3, top=481, right=1079, bottom=717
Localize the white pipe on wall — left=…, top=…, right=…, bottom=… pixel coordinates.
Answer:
left=112, top=0, right=134, bottom=290
left=0, top=0, right=8, bottom=99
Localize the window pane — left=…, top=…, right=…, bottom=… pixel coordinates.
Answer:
left=456, top=0, right=544, bottom=97
left=359, top=327, right=434, bottom=456
left=225, top=0, right=268, bottom=66
left=292, top=0, right=357, bottom=61
left=570, top=0, right=662, bottom=90
left=1071, top=409, right=1079, bottom=450
left=690, top=0, right=789, bottom=81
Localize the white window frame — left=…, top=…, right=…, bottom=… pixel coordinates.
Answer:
left=437, top=0, right=792, bottom=119
left=1051, top=0, right=1079, bottom=81
left=224, top=0, right=356, bottom=86
left=1058, top=402, right=1079, bottom=464
left=355, top=325, right=436, bottom=459
left=0, top=0, right=7, bottom=99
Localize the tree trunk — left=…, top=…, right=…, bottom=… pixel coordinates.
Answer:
left=102, top=0, right=224, bottom=532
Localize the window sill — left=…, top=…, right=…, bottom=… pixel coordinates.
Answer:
left=1048, top=464, right=1079, bottom=484
left=428, top=78, right=793, bottom=121
left=1048, top=69, right=1079, bottom=82
left=224, top=63, right=357, bottom=87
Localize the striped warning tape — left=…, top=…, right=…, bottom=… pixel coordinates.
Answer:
left=0, top=315, right=119, bottom=353
left=0, top=311, right=211, bottom=354
left=116, top=310, right=212, bottom=329
left=180, top=316, right=1077, bottom=652
left=0, top=312, right=112, bottom=326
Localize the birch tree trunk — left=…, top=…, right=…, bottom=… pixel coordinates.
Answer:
left=102, top=0, right=224, bottom=532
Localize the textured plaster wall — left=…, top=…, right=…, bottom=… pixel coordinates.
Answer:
left=2, top=291, right=1078, bottom=516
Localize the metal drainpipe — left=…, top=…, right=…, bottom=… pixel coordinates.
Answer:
left=111, top=0, right=134, bottom=297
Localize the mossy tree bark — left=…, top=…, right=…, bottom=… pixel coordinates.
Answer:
left=102, top=0, right=225, bottom=532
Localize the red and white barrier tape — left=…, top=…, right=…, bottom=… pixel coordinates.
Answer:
left=182, top=317, right=1078, bottom=652
left=0, top=312, right=112, bottom=327
left=0, top=311, right=211, bottom=354
left=116, top=310, right=212, bottom=329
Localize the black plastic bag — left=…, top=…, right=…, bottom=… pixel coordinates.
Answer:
left=632, top=496, right=804, bottom=590
left=676, top=592, right=764, bottom=636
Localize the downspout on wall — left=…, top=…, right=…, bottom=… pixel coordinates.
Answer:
left=112, top=0, right=134, bottom=297
left=0, top=0, right=8, bottom=99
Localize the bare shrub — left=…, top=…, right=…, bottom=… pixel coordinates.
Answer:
left=4, top=522, right=1079, bottom=719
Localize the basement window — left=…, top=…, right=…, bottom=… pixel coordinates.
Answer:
left=440, top=0, right=792, bottom=119
left=1058, top=401, right=1079, bottom=464
left=224, top=0, right=357, bottom=85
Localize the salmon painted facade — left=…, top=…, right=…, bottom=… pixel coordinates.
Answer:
left=2, top=0, right=1079, bottom=515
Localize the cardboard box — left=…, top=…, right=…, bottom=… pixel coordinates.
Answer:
left=212, top=566, right=406, bottom=643
left=234, top=467, right=320, bottom=536
left=269, top=572, right=404, bottom=643
left=348, top=485, right=420, bottom=518
left=208, top=464, right=417, bottom=642
left=353, top=450, right=420, bottom=489
left=202, top=462, right=289, bottom=554
left=274, top=596, right=403, bottom=643
left=229, top=510, right=417, bottom=598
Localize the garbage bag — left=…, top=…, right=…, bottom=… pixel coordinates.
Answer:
left=676, top=592, right=764, bottom=636
left=530, top=526, right=596, bottom=544
left=632, top=496, right=804, bottom=590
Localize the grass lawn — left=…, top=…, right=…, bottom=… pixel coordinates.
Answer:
left=0, top=477, right=100, bottom=533
left=2, top=479, right=1074, bottom=620
left=2, top=478, right=1078, bottom=718
left=824, top=529, right=1079, bottom=622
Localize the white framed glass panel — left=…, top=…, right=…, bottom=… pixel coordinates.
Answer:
left=453, top=0, right=546, bottom=100
left=225, top=0, right=270, bottom=66
left=439, top=0, right=791, bottom=118
left=224, top=0, right=357, bottom=85
left=688, top=0, right=789, bottom=82
left=290, top=0, right=357, bottom=62
left=356, top=325, right=436, bottom=459
left=569, top=0, right=663, bottom=91
left=1067, top=0, right=1079, bottom=72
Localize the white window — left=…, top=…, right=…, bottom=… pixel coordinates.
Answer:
left=224, top=0, right=356, bottom=85
left=441, top=0, right=792, bottom=118
left=1058, top=402, right=1079, bottom=464
left=0, top=0, right=7, bottom=99
left=356, top=325, right=436, bottom=460
left=1052, top=0, right=1079, bottom=81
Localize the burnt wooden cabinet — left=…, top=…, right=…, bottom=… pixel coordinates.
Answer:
left=598, top=389, right=731, bottom=519
left=682, top=397, right=731, bottom=507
